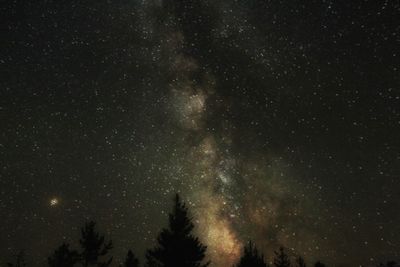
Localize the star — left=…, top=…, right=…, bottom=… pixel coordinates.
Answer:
left=49, top=197, right=59, bottom=207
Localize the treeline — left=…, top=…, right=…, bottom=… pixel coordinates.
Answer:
left=6, top=194, right=398, bottom=267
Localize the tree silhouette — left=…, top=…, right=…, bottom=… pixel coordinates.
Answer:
left=48, top=243, right=79, bottom=267
left=314, top=262, right=326, bottom=267
left=79, top=221, right=113, bottom=267
left=296, top=256, right=306, bottom=267
left=146, top=194, right=209, bottom=267
left=123, top=250, right=139, bottom=267
left=235, top=241, right=268, bottom=267
left=7, top=250, right=27, bottom=267
left=273, top=247, right=290, bottom=267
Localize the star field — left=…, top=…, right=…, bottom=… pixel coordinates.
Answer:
left=1, top=1, right=399, bottom=267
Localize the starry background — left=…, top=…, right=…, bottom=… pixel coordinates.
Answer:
left=1, top=0, right=399, bottom=266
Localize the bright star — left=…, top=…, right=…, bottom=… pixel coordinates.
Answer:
left=50, top=197, right=59, bottom=207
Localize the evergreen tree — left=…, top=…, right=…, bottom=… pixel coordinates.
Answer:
left=123, top=250, right=139, bottom=267
left=314, top=262, right=325, bottom=267
left=79, top=221, right=113, bottom=267
left=295, top=256, right=306, bottom=267
left=235, top=241, right=268, bottom=267
left=146, top=194, right=209, bottom=267
left=273, top=247, right=290, bottom=267
left=48, top=243, right=79, bottom=267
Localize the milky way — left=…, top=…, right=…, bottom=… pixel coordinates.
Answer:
left=158, top=3, right=331, bottom=266
left=163, top=30, right=312, bottom=266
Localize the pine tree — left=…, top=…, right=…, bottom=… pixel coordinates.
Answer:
left=273, top=247, right=290, bottom=267
left=314, top=262, right=325, bottom=267
left=296, top=256, right=306, bottom=267
left=48, top=243, right=79, bottom=267
left=79, top=221, right=113, bottom=267
left=146, top=194, right=209, bottom=267
left=123, top=250, right=139, bottom=267
left=235, top=241, right=268, bottom=267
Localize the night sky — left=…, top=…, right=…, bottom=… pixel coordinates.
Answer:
left=1, top=1, right=399, bottom=266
